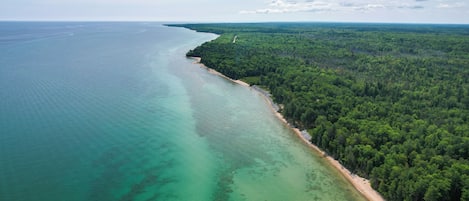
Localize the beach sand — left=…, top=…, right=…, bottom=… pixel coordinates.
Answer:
left=271, top=112, right=385, bottom=201
left=192, top=57, right=250, bottom=87
left=191, top=56, right=385, bottom=201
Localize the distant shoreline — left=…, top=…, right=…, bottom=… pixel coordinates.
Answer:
left=190, top=56, right=385, bottom=201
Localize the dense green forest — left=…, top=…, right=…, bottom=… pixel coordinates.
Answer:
left=168, top=23, right=469, bottom=201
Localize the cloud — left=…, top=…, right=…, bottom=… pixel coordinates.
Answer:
left=437, top=2, right=465, bottom=8
left=240, top=0, right=335, bottom=14
left=398, top=5, right=425, bottom=9
left=413, top=0, right=467, bottom=9
left=239, top=0, right=432, bottom=14
left=353, top=4, right=385, bottom=11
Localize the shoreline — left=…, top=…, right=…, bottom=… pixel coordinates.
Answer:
left=191, top=57, right=250, bottom=87
left=190, top=56, right=385, bottom=201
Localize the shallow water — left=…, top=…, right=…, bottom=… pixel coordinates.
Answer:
left=0, top=22, right=365, bottom=201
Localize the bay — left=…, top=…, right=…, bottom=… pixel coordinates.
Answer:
left=0, top=22, right=365, bottom=201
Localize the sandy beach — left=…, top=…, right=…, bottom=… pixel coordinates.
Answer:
left=192, top=57, right=250, bottom=87
left=191, top=56, right=385, bottom=201
left=271, top=112, right=385, bottom=201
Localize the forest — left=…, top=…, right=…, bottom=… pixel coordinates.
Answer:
left=168, top=23, right=469, bottom=201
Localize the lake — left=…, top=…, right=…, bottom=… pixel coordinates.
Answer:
left=0, top=22, right=365, bottom=201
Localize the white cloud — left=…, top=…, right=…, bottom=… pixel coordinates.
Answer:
left=240, top=0, right=336, bottom=14
left=437, top=2, right=465, bottom=8
left=239, top=0, right=443, bottom=14
left=240, top=0, right=335, bottom=14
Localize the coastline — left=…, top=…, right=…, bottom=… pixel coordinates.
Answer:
left=190, top=56, right=385, bottom=201
left=191, top=57, right=250, bottom=87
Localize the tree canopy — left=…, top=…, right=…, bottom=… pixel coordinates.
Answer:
left=169, top=23, right=469, bottom=201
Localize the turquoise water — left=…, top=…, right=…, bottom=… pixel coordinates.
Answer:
left=0, top=22, right=365, bottom=201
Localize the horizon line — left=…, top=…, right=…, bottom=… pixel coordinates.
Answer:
left=1, top=19, right=469, bottom=25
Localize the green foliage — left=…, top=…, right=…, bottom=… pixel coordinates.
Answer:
left=172, top=22, right=469, bottom=201
left=240, top=76, right=260, bottom=85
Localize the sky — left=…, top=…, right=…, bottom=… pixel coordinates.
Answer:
left=1, top=0, right=468, bottom=24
